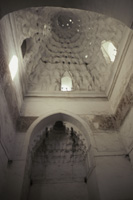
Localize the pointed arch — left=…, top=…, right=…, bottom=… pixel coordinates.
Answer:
left=21, top=110, right=100, bottom=200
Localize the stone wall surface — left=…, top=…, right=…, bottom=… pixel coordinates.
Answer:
left=0, top=16, right=20, bottom=197
left=0, top=144, right=8, bottom=197
left=0, top=84, right=16, bottom=198
left=120, top=107, right=133, bottom=168
left=120, top=107, right=133, bottom=151
left=95, top=156, right=133, bottom=200
left=29, top=182, right=88, bottom=200
left=90, top=131, right=126, bottom=156
left=0, top=14, right=23, bottom=116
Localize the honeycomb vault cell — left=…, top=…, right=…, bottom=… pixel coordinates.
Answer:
left=52, top=11, right=82, bottom=39
left=14, top=7, right=125, bottom=94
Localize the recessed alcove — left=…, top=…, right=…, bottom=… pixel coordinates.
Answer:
left=21, top=39, right=26, bottom=58
left=61, top=72, right=73, bottom=91
left=29, top=122, right=88, bottom=200
left=21, top=37, right=33, bottom=58
left=19, top=112, right=100, bottom=200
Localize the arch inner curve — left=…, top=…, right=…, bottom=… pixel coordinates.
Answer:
left=22, top=111, right=97, bottom=200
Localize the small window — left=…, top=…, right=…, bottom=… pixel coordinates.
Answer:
left=21, top=39, right=26, bottom=58
left=21, top=38, right=33, bottom=58
left=61, top=71, right=72, bottom=91
left=101, top=40, right=117, bottom=63
left=9, top=55, right=18, bottom=80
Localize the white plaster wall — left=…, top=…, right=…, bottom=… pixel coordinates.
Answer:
left=95, top=156, right=133, bottom=200
left=89, top=128, right=133, bottom=200
left=0, top=85, right=15, bottom=157
left=1, top=132, right=27, bottom=199
left=88, top=130, right=133, bottom=200
left=29, top=182, right=88, bottom=200
left=91, top=131, right=126, bottom=156
left=2, top=160, right=26, bottom=200
left=0, top=14, right=23, bottom=197
left=120, top=107, right=133, bottom=151
left=0, top=144, right=8, bottom=198
left=0, top=15, right=23, bottom=111
left=87, top=169, right=101, bottom=200
left=120, top=107, right=133, bottom=168
left=12, top=132, right=26, bottom=160
left=21, top=97, right=111, bottom=116
left=0, top=85, right=16, bottom=198
left=130, top=150, right=133, bottom=167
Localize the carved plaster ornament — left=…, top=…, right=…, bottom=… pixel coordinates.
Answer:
left=31, top=123, right=88, bottom=165
left=14, top=7, right=125, bottom=94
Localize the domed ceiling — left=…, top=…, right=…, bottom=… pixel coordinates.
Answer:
left=14, top=7, right=126, bottom=96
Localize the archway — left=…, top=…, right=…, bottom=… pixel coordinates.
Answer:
left=21, top=111, right=100, bottom=200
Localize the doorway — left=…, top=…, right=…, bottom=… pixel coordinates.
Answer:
left=28, top=121, right=89, bottom=200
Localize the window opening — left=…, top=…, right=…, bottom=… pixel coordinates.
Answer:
left=61, top=71, right=72, bottom=91
left=101, top=40, right=117, bottom=63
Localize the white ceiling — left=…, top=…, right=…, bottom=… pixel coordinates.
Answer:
left=14, top=7, right=126, bottom=97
